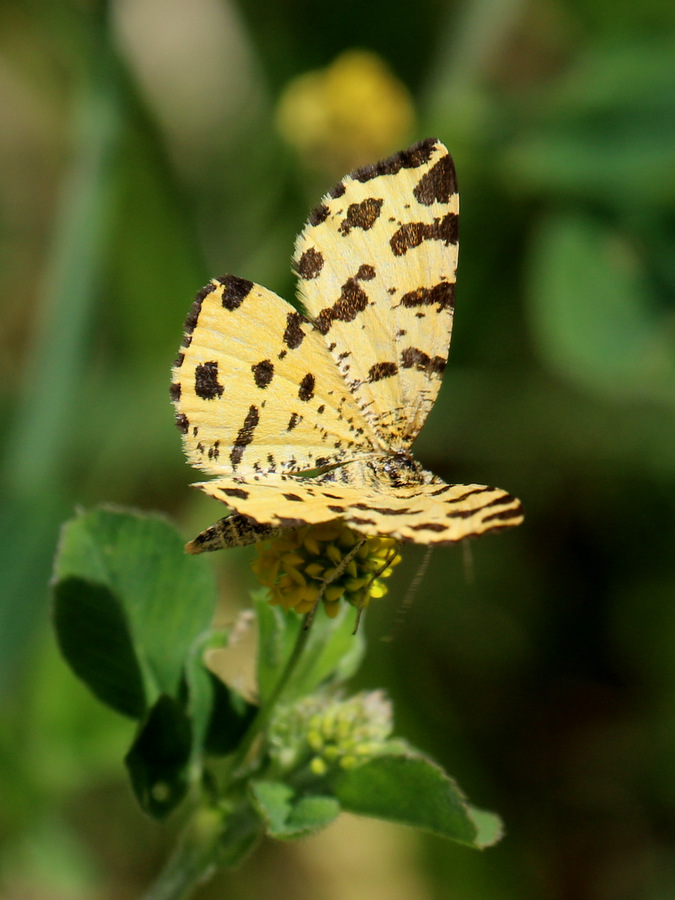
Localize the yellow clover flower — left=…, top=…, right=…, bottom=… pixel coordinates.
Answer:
left=251, top=519, right=401, bottom=619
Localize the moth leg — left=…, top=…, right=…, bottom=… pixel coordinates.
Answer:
left=185, top=514, right=286, bottom=554
left=353, top=543, right=401, bottom=634
left=304, top=537, right=368, bottom=630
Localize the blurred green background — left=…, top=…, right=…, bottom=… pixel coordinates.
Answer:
left=2, top=0, right=675, bottom=897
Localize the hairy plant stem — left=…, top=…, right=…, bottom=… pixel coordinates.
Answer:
left=142, top=807, right=223, bottom=900
left=227, top=618, right=313, bottom=781
left=142, top=616, right=314, bottom=900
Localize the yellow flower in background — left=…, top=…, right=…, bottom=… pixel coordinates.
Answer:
left=276, top=50, right=415, bottom=174
left=251, top=520, right=401, bottom=619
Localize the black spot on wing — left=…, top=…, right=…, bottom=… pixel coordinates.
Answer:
left=223, top=487, right=249, bottom=499
left=354, top=502, right=410, bottom=515
left=483, top=506, right=523, bottom=523
left=350, top=137, right=438, bottom=183
left=315, top=279, right=369, bottom=335
left=296, top=247, right=324, bottom=279
left=355, top=264, right=376, bottom=281
left=283, top=311, right=306, bottom=350
left=448, top=486, right=493, bottom=501
left=482, top=492, right=517, bottom=509
left=329, top=181, right=346, bottom=199
left=368, top=361, right=398, bottom=382
left=169, top=382, right=181, bottom=401
left=442, top=507, right=482, bottom=520
left=230, top=405, right=259, bottom=467
left=252, top=359, right=274, bottom=388
left=309, top=203, right=330, bottom=225
left=400, top=282, right=454, bottom=310
left=338, top=198, right=383, bottom=235
left=182, top=283, right=214, bottom=348
left=195, top=361, right=224, bottom=399
left=175, top=413, right=189, bottom=434
left=390, top=213, right=458, bottom=257
left=400, top=346, right=446, bottom=376
left=413, top=153, right=457, bottom=205
left=287, top=412, right=300, bottom=431
left=218, top=275, right=253, bottom=311
left=410, top=522, right=447, bottom=532
left=298, top=373, right=315, bottom=402
left=282, top=493, right=303, bottom=501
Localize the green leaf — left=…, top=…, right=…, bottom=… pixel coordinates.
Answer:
left=125, top=694, right=192, bottom=819
left=250, top=780, right=340, bottom=839
left=256, top=592, right=365, bottom=704
left=52, top=577, right=146, bottom=718
left=203, top=674, right=258, bottom=757
left=465, top=805, right=504, bottom=849
left=333, top=753, right=502, bottom=848
left=52, top=507, right=217, bottom=716
left=527, top=212, right=675, bottom=399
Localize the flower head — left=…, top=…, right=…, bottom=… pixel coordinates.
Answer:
left=251, top=520, right=401, bottom=619
left=269, top=690, right=399, bottom=776
left=276, top=50, right=415, bottom=174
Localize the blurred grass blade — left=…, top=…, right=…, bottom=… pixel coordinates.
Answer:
left=5, top=49, right=123, bottom=493
left=0, top=32, right=125, bottom=691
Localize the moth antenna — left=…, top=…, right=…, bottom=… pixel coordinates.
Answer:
left=304, top=596, right=320, bottom=630
left=381, top=544, right=433, bottom=642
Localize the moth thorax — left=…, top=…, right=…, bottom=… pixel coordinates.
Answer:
left=369, top=452, right=425, bottom=489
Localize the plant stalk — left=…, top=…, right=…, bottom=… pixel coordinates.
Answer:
left=143, top=615, right=316, bottom=898
left=228, top=618, right=313, bottom=779
left=142, top=807, right=223, bottom=900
